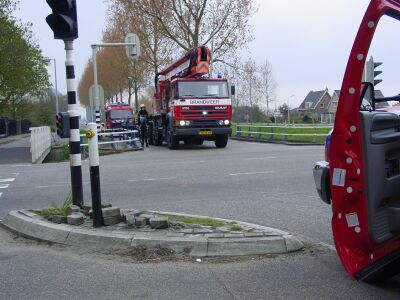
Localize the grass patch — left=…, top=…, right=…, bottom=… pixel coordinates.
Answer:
left=38, top=194, right=73, bottom=218
left=172, top=216, right=225, bottom=229
left=229, top=225, right=243, bottom=232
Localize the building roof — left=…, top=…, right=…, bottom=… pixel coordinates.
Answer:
left=297, top=89, right=330, bottom=110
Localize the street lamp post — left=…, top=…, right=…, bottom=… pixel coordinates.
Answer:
left=287, top=95, right=294, bottom=124
left=47, top=58, right=59, bottom=114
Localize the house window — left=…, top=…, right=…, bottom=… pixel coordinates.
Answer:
left=305, top=102, right=312, bottom=109
left=320, top=103, right=324, bottom=108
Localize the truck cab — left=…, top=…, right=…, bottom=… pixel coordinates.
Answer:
left=150, top=46, right=233, bottom=149
left=104, top=103, right=134, bottom=131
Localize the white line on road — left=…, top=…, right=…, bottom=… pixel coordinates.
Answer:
left=245, top=157, right=276, bottom=160
left=35, top=182, right=91, bottom=189
left=229, top=171, right=274, bottom=176
left=128, top=177, right=176, bottom=183
left=0, top=192, right=2, bottom=198
left=0, top=184, right=10, bottom=189
left=0, top=178, right=15, bottom=183
left=35, top=184, right=70, bottom=189
left=11, top=164, right=31, bottom=168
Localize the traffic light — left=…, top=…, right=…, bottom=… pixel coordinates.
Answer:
left=56, top=112, right=70, bottom=138
left=46, top=0, right=78, bottom=41
left=365, top=56, right=383, bottom=87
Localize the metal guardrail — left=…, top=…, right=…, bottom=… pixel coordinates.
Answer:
left=30, top=126, right=52, bottom=163
left=234, top=124, right=332, bottom=143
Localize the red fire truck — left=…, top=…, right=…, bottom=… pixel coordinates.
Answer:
left=104, top=103, right=134, bottom=131
left=149, top=46, right=232, bottom=149
left=328, top=0, right=400, bottom=282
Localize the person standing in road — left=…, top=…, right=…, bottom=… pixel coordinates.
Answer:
left=137, top=104, right=149, bottom=147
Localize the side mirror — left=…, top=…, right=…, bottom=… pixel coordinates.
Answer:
left=231, top=85, right=236, bottom=96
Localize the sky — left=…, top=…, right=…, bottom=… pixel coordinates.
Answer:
left=14, top=0, right=398, bottom=113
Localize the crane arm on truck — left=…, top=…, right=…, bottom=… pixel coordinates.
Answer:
left=150, top=46, right=232, bottom=150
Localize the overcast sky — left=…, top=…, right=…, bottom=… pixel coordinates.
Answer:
left=15, top=0, right=397, bottom=111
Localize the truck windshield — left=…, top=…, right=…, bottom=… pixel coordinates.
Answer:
left=110, top=110, right=132, bottom=119
left=177, top=81, right=229, bottom=98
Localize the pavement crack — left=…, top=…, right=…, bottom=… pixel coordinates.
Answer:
left=207, top=265, right=241, bottom=300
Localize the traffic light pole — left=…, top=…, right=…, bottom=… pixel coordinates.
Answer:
left=65, top=40, right=83, bottom=206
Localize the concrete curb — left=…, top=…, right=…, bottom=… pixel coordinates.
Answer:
left=0, top=210, right=304, bottom=257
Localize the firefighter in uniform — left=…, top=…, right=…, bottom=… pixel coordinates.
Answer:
left=137, top=104, right=149, bottom=147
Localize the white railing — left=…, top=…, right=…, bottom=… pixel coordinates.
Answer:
left=30, top=126, right=51, bottom=164
left=234, top=124, right=332, bottom=143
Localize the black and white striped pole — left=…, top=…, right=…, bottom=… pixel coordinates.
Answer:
left=45, top=0, right=83, bottom=206
left=65, top=40, right=84, bottom=206
left=86, top=123, right=103, bottom=227
left=91, top=45, right=101, bottom=133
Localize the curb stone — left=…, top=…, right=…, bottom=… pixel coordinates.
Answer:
left=0, top=210, right=304, bottom=257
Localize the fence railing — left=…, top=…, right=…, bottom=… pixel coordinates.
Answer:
left=233, top=124, right=332, bottom=143
left=80, top=129, right=140, bottom=150
left=30, top=126, right=52, bottom=163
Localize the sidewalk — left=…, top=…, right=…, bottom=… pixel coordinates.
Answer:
left=0, top=133, right=30, bottom=147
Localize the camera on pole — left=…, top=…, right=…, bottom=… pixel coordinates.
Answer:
left=56, top=112, right=70, bottom=138
left=46, top=0, right=78, bottom=41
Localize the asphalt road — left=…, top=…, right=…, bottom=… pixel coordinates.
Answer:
left=0, top=139, right=399, bottom=299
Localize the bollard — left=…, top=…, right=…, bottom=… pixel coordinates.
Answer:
left=269, top=126, right=274, bottom=141
left=257, top=127, right=262, bottom=141
left=86, top=123, right=103, bottom=227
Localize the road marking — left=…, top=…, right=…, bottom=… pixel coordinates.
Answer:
left=35, top=184, right=70, bottom=189
left=0, top=178, right=15, bottom=183
left=128, top=177, right=176, bottom=183
left=0, top=184, right=10, bottom=189
left=229, top=171, right=274, bottom=176
left=11, top=164, right=31, bottom=168
left=0, top=192, right=2, bottom=198
left=245, top=157, right=276, bottom=160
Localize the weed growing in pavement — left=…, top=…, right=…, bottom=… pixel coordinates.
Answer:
left=171, top=216, right=225, bottom=229
left=229, top=225, right=243, bottom=232
left=38, top=194, right=73, bottom=218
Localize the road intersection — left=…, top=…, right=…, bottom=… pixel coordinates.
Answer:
left=0, top=139, right=399, bottom=298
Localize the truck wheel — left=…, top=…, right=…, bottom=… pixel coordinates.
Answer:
left=214, top=134, right=228, bottom=148
left=167, top=129, right=179, bottom=149
left=155, top=130, right=163, bottom=146
left=148, top=123, right=154, bottom=145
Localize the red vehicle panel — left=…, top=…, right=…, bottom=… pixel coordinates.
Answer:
left=330, top=0, right=400, bottom=281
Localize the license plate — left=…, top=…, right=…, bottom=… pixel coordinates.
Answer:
left=199, top=130, right=212, bottom=136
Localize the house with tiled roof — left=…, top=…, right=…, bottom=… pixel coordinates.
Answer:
left=326, top=89, right=387, bottom=123
left=296, top=88, right=332, bottom=121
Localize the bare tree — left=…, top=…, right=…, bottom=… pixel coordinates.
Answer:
left=109, top=0, right=175, bottom=76
left=128, top=0, right=256, bottom=62
left=260, top=59, right=277, bottom=117
left=238, top=58, right=262, bottom=123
